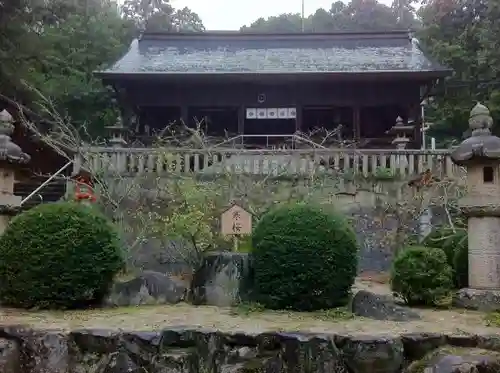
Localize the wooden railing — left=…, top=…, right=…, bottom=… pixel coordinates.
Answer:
left=78, top=147, right=463, bottom=179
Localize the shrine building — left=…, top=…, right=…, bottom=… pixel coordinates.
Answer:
left=97, top=30, right=451, bottom=148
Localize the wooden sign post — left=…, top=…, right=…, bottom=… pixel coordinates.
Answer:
left=221, top=204, right=252, bottom=251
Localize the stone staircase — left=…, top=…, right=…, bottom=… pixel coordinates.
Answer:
left=14, top=176, right=67, bottom=210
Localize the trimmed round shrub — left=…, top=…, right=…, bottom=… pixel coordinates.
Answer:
left=391, top=246, right=453, bottom=306
left=422, top=226, right=456, bottom=268
left=0, top=202, right=124, bottom=309
left=422, top=226, right=468, bottom=289
left=252, top=203, right=358, bottom=311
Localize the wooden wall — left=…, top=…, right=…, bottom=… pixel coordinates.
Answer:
left=121, top=80, right=423, bottom=108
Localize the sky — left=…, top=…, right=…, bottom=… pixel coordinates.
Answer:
left=170, top=0, right=393, bottom=30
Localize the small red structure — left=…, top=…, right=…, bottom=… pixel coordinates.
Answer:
left=74, top=176, right=96, bottom=203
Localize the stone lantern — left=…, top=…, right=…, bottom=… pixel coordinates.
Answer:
left=105, top=115, right=127, bottom=148
left=451, top=103, right=500, bottom=309
left=105, top=115, right=128, bottom=173
left=387, top=116, right=414, bottom=150
left=0, top=109, right=30, bottom=233
left=387, top=116, right=414, bottom=173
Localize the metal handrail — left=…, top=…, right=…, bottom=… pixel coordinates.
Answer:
left=290, top=134, right=326, bottom=149
left=213, top=135, right=243, bottom=148
left=212, top=133, right=326, bottom=149
left=86, top=147, right=453, bottom=155
left=20, top=160, right=73, bottom=206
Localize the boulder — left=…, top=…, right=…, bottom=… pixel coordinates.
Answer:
left=406, top=347, right=500, bottom=373
left=106, top=271, right=187, bottom=307
left=401, top=333, right=447, bottom=361
left=190, top=252, right=253, bottom=306
left=350, top=290, right=421, bottom=321
left=452, top=288, right=500, bottom=312
left=0, top=329, right=67, bottom=373
left=336, top=335, right=404, bottom=373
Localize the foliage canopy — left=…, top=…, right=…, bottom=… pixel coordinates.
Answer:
left=0, top=202, right=124, bottom=309
left=252, top=203, right=358, bottom=311
left=391, top=246, right=453, bottom=306
left=1, top=0, right=204, bottom=138
left=2, top=0, right=495, bottom=146
left=422, top=225, right=468, bottom=288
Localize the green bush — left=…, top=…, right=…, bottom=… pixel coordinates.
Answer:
left=252, top=203, right=358, bottom=311
left=422, top=226, right=468, bottom=288
left=391, top=246, right=453, bottom=306
left=0, top=202, right=124, bottom=309
left=422, top=226, right=456, bottom=267
left=451, top=230, right=468, bottom=289
left=236, top=235, right=253, bottom=253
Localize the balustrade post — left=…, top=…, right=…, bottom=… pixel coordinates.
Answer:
left=66, top=152, right=83, bottom=199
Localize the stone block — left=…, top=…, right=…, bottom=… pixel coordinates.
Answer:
left=190, top=252, right=254, bottom=306
left=452, top=288, right=500, bottom=312
left=350, top=290, right=421, bottom=322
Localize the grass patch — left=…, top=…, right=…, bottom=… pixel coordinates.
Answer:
left=312, top=307, right=354, bottom=321
left=230, top=302, right=354, bottom=322
left=434, top=293, right=453, bottom=308
left=231, top=302, right=267, bottom=316
left=395, top=293, right=453, bottom=310
left=484, top=311, right=500, bottom=327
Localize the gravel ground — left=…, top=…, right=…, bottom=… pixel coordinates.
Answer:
left=0, top=278, right=497, bottom=336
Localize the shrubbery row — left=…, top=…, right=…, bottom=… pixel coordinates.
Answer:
left=0, top=200, right=360, bottom=312
left=0, top=198, right=467, bottom=312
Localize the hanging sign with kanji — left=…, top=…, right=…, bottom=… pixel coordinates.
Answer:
left=221, top=204, right=252, bottom=236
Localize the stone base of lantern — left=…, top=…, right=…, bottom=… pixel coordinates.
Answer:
left=467, top=216, right=500, bottom=288
left=453, top=288, right=500, bottom=312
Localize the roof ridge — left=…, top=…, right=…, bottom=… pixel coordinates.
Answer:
left=140, top=30, right=414, bottom=41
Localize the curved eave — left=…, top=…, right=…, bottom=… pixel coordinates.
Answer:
left=95, top=69, right=452, bottom=83
left=450, top=134, right=500, bottom=166
left=451, top=152, right=500, bottom=166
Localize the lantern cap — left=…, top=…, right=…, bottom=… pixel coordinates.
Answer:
left=451, top=102, right=500, bottom=165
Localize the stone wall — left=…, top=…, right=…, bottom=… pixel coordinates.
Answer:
left=1, top=326, right=499, bottom=373
left=101, top=175, right=456, bottom=274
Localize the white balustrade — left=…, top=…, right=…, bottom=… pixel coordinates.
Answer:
left=77, top=147, right=462, bottom=179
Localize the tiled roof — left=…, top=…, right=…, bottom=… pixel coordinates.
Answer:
left=99, top=31, right=450, bottom=76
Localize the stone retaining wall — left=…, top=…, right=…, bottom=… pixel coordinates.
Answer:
left=116, top=176, right=451, bottom=275
left=1, top=326, right=500, bottom=373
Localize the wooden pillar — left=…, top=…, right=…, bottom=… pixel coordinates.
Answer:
left=413, top=104, right=423, bottom=149
left=353, top=106, right=361, bottom=140
left=237, top=106, right=245, bottom=146
left=111, top=86, right=135, bottom=132
left=296, top=105, right=302, bottom=132
left=180, top=105, right=188, bottom=126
